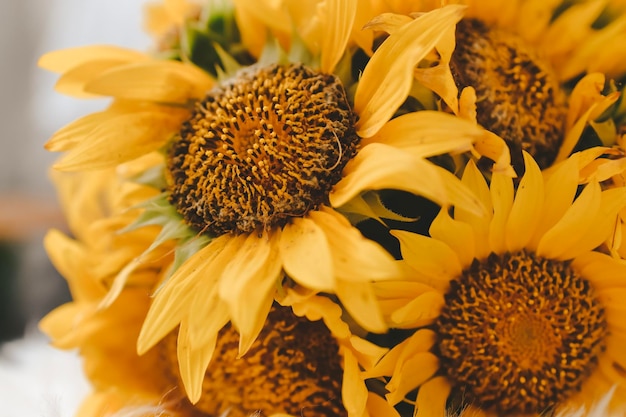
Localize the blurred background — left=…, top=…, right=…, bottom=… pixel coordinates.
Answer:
left=0, top=0, right=152, bottom=414
left=0, top=0, right=152, bottom=339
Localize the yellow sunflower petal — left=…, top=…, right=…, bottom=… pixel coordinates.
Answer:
left=458, top=85, right=478, bottom=122
left=309, top=207, right=399, bottom=282
left=391, top=229, right=460, bottom=291
left=84, top=61, right=213, bottom=102
left=39, top=303, right=91, bottom=349
left=599, top=288, right=626, bottom=321
left=54, top=60, right=137, bottom=98
left=53, top=111, right=185, bottom=171
left=555, top=91, right=620, bottom=163
left=188, top=288, right=229, bottom=349
left=144, top=2, right=172, bottom=38
left=362, top=111, right=477, bottom=157
left=98, top=257, right=143, bottom=309
left=414, top=376, right=452, bottom=417
left=137, top=235, right=230, bottom=355
left=332, top=143, right=482, bottom=214
left=456, top=160, right=493, bottom=260
left=430, top=209, right=476, bottom=269
left=185, top=235, right=244, bottom=347
left=367, top=392, right=401, bottom=417
left=607, top=334, right=626, bottom=372
left=341, top=347, right=369, bottom=417
left=235, top=0, right=291, bottom=35
left=320, top=0, right=356, bottom=74
left=385, top=352, right=439, bottom=405
left=573, top=251, right=626, bottom=290
left=350, top=336, right=389, bottom=370
left=219, top=231, right=283, bottom=355
left=177, top=320, right=217, bottom=404
left=541, top=0, right=604, bottom=75
left=46, top=110, right=119, bottom=152
left=466, top=0, right=517, bottom=27
left=413, top=22, right=460, bottom=114
left=38, top=45, right=146, bottom=73
left=598, top=354, right=626, bottom=386
left=354, top=5, right=466, bottom=137
left=350, top=1, right=376, bottom=54
left=561, top=16, right=626, bottom=81
left=515, top=0, right=561, bottom=43
left=335, top=279, right=387, bottom=334
left=588, top=33, right=626, bottom=79
left=530, top=153, right=579, bottom=250
left=536, top=181, right=602, bottom=260
left=361, top=12, right=412, bottom=34
left=567, top=187, right=626, bottom=258
left=389, top=290, right=444, bottom=329
left=365, top=329, right=436, bottom=379
left=280, top=216, right=334, bottom=291
left=44, top=229, right=104, bottom=300
left=164, top=0, right=198, bottom=26
left=488, top=169, right=515, bottom=254
left=566, top=73, right=606, bottom=131
left=232, top=0, right=270, bottom=58
left=505, top=151, right=544, bottom=252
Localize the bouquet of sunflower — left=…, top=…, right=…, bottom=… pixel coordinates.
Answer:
left=38, top=0, right=626, bottom=416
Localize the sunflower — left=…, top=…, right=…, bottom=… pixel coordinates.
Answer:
left=366, top=0, right=626, bottom=175
left=366, top=151, right=626, bottom=416
left=39, top=158, right=175, bottom=415
left=40, top=0, right=511, bottom=410
left=42, top=151, right=397, bottom=417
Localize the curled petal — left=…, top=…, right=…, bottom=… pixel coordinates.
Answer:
left=280, top=217, right=334, bottom=291
left=355, top=5, right=466, bottom=137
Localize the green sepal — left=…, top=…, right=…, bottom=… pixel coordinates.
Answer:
left=213, top=42, right=244, bottom=81
left=170, top=233, right=212, bottom=276
left=337, top=190, right=418, bottom=226
left=180, top=0, right=253, bottom=77
left=182, top=26, right=225, bottom=77
left=287, top=31, right=316, bottom=68
left=334, top=48, right=355, bottom=93
left=405, top=80, right=438, bottom=112
left=121, top=192, right=215, bottom=285
left=128, top=162, right=168, bottom=191
left=257, top=24, right=317, bottom=69
left=157, top=233, right=212, bottom=292
left=257, top=31, right=293, bottom=67
left=120, top=193, right=196, bottom=251
left=589, top=118, right=618, bottom=147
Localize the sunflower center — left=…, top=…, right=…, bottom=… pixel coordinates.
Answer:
left=436, top=250, right=607, bottom=415
left=160, top=305, right=346, bottom=417
left=451, top=18, right=567, bottom=172
left=166, top=63, right=359, bottom=235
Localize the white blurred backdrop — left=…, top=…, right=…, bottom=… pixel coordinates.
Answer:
left=0, top=0, right=152, bottom=415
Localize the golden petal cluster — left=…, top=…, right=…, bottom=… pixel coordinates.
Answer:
left=38, top=1, right=626, bottom=417
left=371, top=152, right=626, bottom=416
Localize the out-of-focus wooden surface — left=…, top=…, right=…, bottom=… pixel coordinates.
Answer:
left=0, top=194, right=64, bottom=241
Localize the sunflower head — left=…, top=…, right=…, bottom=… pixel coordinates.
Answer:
left=438, top=250, right=608, bottom=414
left=373, top=151, right=626, bottom=417
left=159, top=304, right=346, bottom=417
left=166, top=62, right=359, bottom=235
left=452, top=18, right=567, bottom=172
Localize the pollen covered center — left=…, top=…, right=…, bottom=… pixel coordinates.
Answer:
left=160, top=305, right=346, bottom=417
left=436, top=251, right=607, bottom=415
left=452, top=19, right=568, bottom=172
left=167, top=63, right=359, bottom=235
